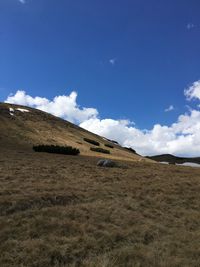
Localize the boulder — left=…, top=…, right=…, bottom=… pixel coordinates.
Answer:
left=97, top=159, right=117, bottom=168
left=97, top=159, right=105, bottom=167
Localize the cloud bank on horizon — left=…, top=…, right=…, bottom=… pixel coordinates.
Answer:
left=5, top=80, right=200, bottom=157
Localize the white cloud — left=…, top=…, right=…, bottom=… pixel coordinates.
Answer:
left=5, top=81, right=200, bottom=157
left=109, top=58, right=116, bottom=65
left=80, top=111, right=200, bottom=157
left=187, top=23, right=195, bottom=30
left=5, top=90, right=98, bottom=124
left=165, top=105, right=174, bottom=112
left=80, top=80, right=200, bottom=157
left=184, top=80, right=200, bottom=100
left=18, top=0, right=26, bottom=4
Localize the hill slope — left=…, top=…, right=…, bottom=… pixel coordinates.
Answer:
left=1, top=145, right=200, bottom=266
left=2, top=103, right=200, bottom=267
left=0, top=102, right=149, bottom=162
left=147, top=154, right=200, bottom=164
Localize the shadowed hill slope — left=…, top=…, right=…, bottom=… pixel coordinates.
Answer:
left=147, top=154, right=200, bottom=165
left=0, top=103, right=151, bottom=162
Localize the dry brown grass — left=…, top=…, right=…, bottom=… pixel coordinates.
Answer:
left=1, top=147, right=200, bottom=267
left=0, top=102, right=151, bottom=163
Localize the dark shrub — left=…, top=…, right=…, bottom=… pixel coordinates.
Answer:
left=104, top=143, right=114, bottom=148
left=83, top=138, right=100, bottom=146
left=111, top=140, right=119, bottom=144
left=124, top=147, right=136, bottom=154
left=90, top=147, right=110, bottom=154
left=108, top=139, right=119, bottom=145
left=33, top=145, right=80, bottom=155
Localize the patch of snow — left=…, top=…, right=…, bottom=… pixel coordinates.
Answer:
left=176, top=162, right=200, bottom=168
left=159, top=161, right=169, bottom=165
left=16, top=108, right=30, bottom=112
left=9, top=107, right=14, bottom=116
left=8, top=107, right=29, bottom=116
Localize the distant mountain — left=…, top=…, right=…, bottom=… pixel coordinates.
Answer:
left=0, top=102, right=152, bottom=162
left=146, top=154, right=200, bottom=165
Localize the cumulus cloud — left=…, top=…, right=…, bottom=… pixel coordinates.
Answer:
left=165, top=105, right=174, bottom=112
left=109, top=58, right=117, bottom=65
left=80, top=110, right=200, bottom=157
left=184, top=80, right=200, bottom=100
left=80, top=80, right=200, bottom=157
left=5, top=81, right=200, bottom=157
left=187, top=23, right=195, bottom=30
left=5, top=90, right=98, bottom=124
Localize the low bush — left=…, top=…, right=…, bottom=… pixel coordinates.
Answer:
left=124, top=147, right=136, bottom=154
left=112, top=140, right=119, bottom=144
left=33, top=145, right=80, bottom=155
left=106, top=139, right=119, bottom=144
left=104, top=143, right=114, bottom=148
left=90, top=147, right=110, bottom=154
left=83, top=138, right=100, bottom=146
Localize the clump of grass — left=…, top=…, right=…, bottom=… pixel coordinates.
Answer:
left=83, top=138, right=100, bottom=146
left=33, top=145, right=80, bottom=155
left=104, top=143, right=114, bottom=149
left=90, top=147, right=110, bottom=154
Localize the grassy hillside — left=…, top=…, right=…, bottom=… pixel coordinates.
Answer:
left=0, top=102, right=150, bottom=162
left=1, top=103, right=200, bottom=266
left=1, top=148, right=200, bottom=266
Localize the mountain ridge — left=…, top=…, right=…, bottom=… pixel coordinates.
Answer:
left=146, top=154, right=200, bottom=164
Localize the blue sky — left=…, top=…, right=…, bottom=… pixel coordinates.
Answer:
left=1, top=0, right=200, bottom=156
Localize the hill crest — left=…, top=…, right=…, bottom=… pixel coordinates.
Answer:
left=146, top=154, right=200, bottom=164
left=0, top=102, right=152, bottom=162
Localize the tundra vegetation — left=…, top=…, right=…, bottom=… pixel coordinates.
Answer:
left=83, top=138, right=100, bottom=146
left=1, top=104, right=200, bottom=267
left=124, top=147, right=137, bottom=154
left=104, top=143, right=114, bottom=148
left=33, top=145, right=80, bottom=155
left=90, top=147, right=110, bottom=154
left=1, top=148, right=200, bottom=267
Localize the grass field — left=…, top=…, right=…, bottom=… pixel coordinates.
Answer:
left=1, top=148, right=200, bottom=267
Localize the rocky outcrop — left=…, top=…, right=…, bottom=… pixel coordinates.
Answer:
left=97, top=159, right=117, bottom=167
